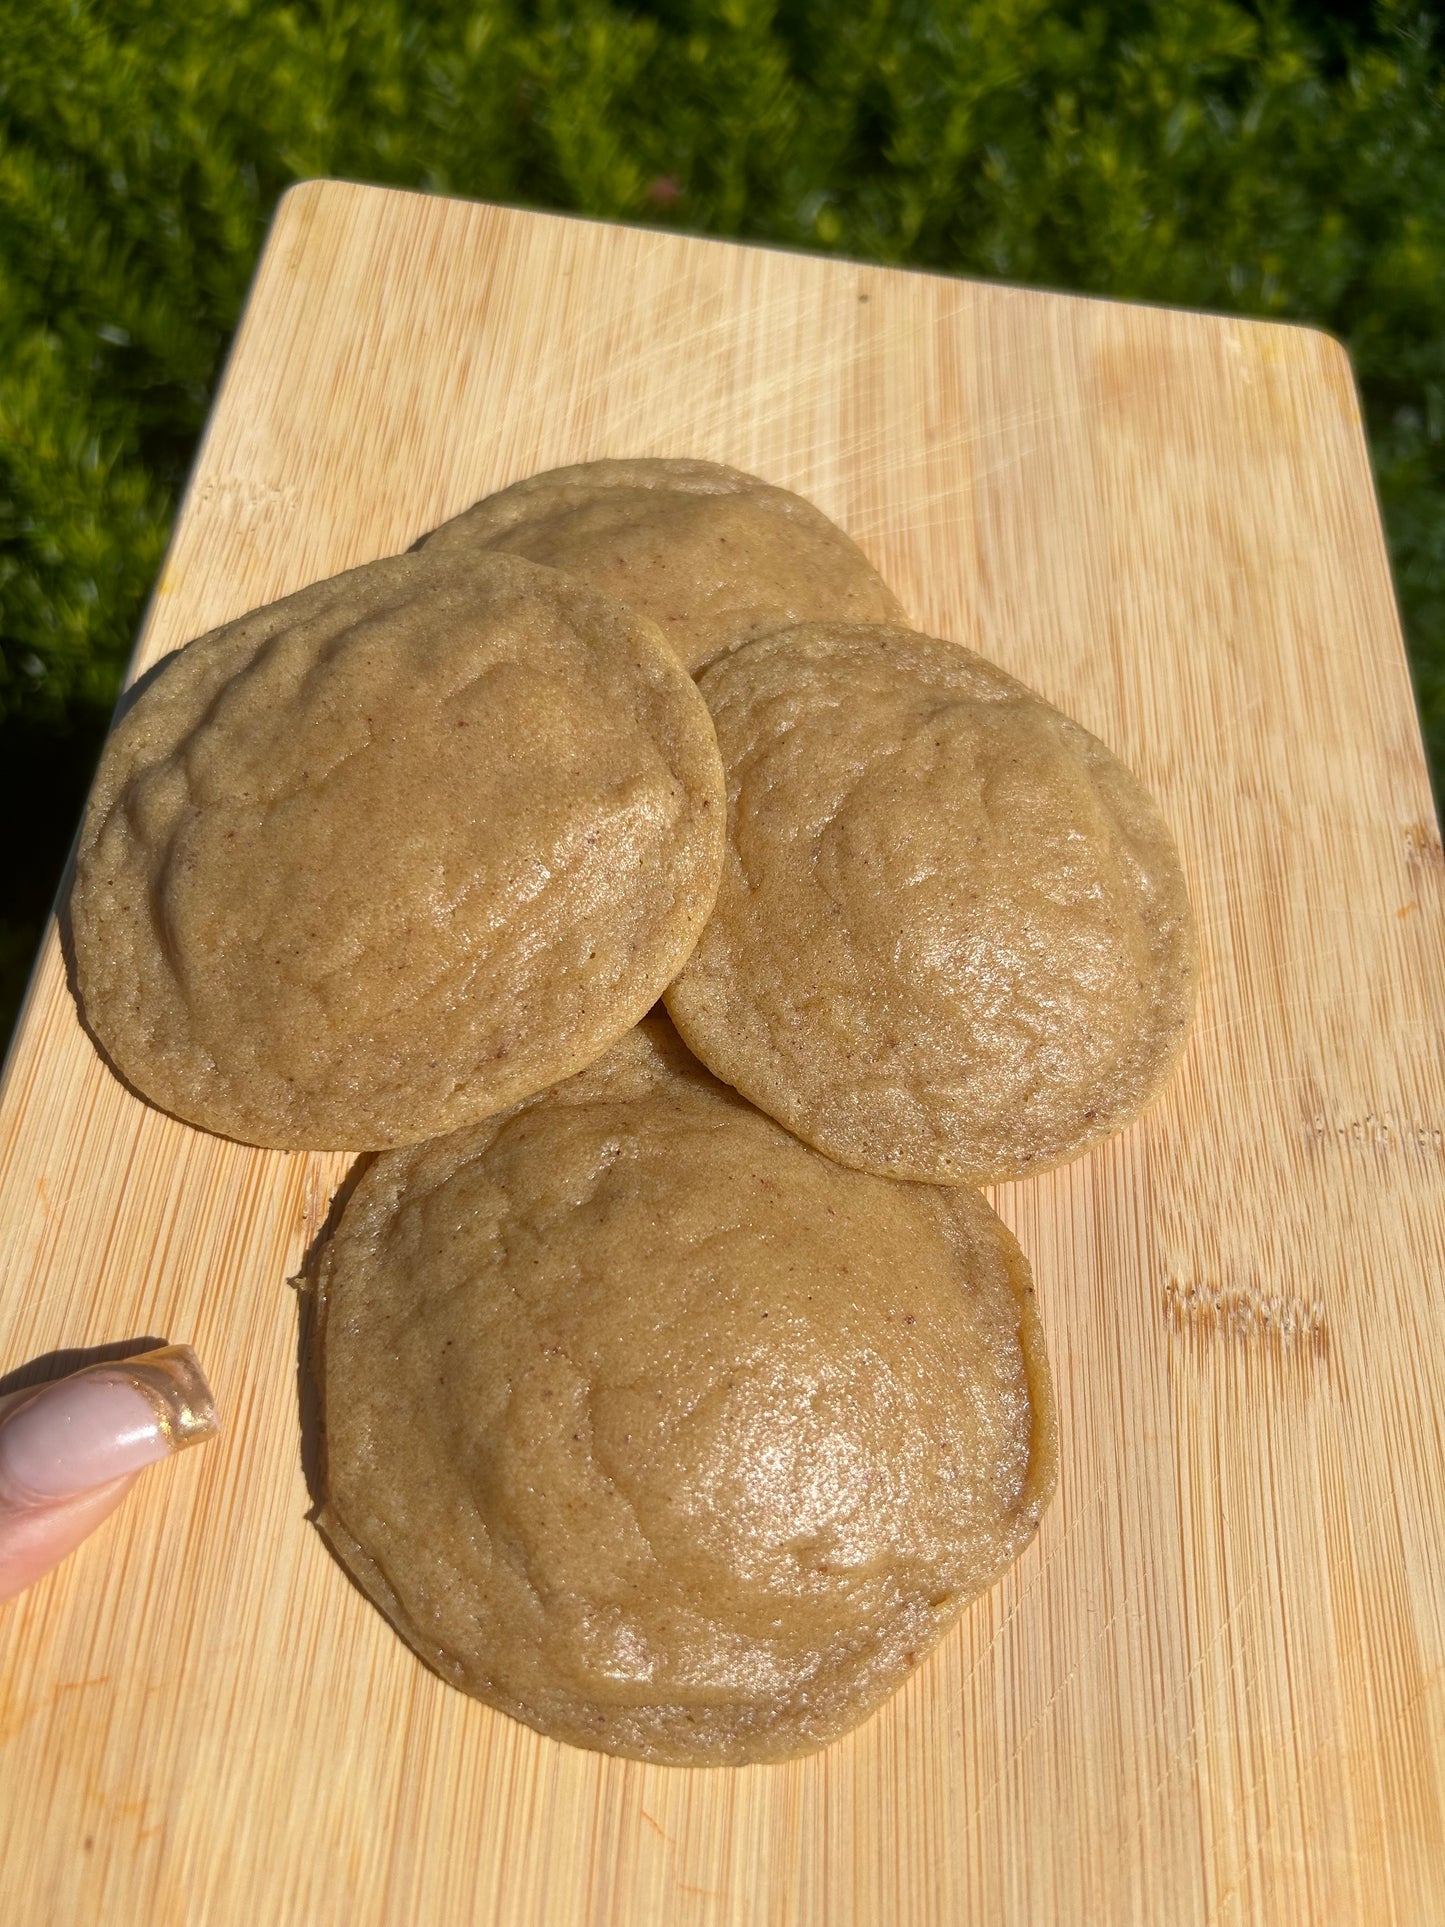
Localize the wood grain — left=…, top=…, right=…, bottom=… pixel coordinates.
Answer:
left=1, top=179, right=1442, bottom=1925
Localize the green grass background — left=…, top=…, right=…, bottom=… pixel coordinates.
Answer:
left=2, top=0, right=1442, bottom=1044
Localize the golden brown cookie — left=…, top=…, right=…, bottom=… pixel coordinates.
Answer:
left=71, top=550, right=724, bottom=1149
left=417, top=457, right=905, bottom=674
left=315, top=1016, right=1056, bottom=1766
left=665, top=623, right=1198, bottom=1185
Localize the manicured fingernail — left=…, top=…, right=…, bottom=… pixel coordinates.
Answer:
left=0, top=1345, right=218, bottom=1506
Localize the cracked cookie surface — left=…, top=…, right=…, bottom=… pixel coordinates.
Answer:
left=418, top=457, right=905, bottom=674
left=665, top=622, right=1198, bottom=1184
left=314, top=1016, right=1056, bottom=1765
left=70, top=549, right=724, bottom=1148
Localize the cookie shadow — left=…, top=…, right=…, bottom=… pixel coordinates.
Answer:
left=291, top=1153, right=372, bottom=1533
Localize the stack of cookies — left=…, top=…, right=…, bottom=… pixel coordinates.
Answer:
left=70, top=459, right=1197, bottom=1766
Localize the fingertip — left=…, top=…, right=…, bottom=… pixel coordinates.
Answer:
left=0, top=1345, right=218, bottom=1508
left=0, top=1344, right=219, bottom=1605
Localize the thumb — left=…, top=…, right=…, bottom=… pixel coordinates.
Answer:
left=0, top=1346, right=219, bottom=1604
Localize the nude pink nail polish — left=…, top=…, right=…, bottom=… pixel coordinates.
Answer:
left=0, top=1346, right=218, bottom=1506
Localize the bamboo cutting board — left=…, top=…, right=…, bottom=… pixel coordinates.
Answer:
left=1, top=180, right=1442, bottom=1926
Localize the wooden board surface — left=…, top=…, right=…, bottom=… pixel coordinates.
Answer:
left=1, top=180, right=1442, bottom=1926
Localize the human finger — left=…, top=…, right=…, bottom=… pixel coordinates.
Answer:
left=0, top=1345, right=219, bottom=1604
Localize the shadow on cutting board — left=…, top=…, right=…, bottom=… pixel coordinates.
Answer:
left=0, top=1336, right=169, bottom=1400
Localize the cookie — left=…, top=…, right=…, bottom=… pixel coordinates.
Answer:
left=665, top=623, right=1198, bottom=1184
left=314, top=1016, right=1056, bottom=1765
left=71, top=550, right=724, bottom=1148
left=418, top=457, right=905, bottom=674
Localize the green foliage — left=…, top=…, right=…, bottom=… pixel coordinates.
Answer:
left=0, top=0, right=1442, bottom=1027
